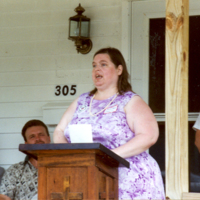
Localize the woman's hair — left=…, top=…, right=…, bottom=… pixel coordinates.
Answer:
left=21, top=119, right=50, bottom=142
left=90, top=47, right=133, bottom=95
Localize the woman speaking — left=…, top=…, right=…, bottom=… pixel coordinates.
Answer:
left=53, top=47, right=165, bottom=199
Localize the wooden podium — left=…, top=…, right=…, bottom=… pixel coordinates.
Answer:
left=19, top=143, right=129, bottom=200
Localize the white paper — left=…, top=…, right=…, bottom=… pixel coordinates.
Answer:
left=68, top=124, right=93, bottom=143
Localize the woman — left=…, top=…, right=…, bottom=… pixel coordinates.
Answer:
left=53, top=47, right=165, bottom=199
left=194, top=113, right=200, bottom=152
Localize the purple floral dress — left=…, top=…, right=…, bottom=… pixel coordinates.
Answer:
left=64, top=91, right=165, bottom=200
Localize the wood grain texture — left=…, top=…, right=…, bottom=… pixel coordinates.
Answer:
left=182, top=192, right=200, bottom=199
left=38, top=167, right=47, bottom=200
left=33, top=145, right=120, bottom=199
left=165, top=0, right=189, bottom=199
left=87, top=166, right=99, bottom=200
left=96, top=154, right=118, bottom=179
left=19, top=143, right=129, bottom=168
left=38, top=154, right=96, bottom=167
left=98, top=172, right=115, bottom=200
left=47, top=168, right=87, bottom=200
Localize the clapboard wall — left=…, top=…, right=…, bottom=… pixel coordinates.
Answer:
left=0, top=0, right=124, bottom=169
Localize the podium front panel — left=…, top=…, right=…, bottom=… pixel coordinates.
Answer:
left=19, top=143, right=129, bottom=200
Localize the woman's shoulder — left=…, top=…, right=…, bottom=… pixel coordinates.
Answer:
left=117, top=91, right=138, bottom=106
left=122, top=91, right=138, bottom=98
left=77, top=92, right=91, bottom=106
left=79, top=92, right=90, bottom=99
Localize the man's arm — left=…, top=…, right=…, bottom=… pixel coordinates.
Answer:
left=0, top=169, right=15, bottom=200
left=0, top=194, right=11, bottom=200
left=195, top=129, right=200, bottom=153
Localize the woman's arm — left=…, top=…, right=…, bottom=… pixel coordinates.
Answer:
left=53, top=98, right=78, bottom=143
left=195, top=129, right=200, bottom=153
left=112, top=95, right=159, bottom=158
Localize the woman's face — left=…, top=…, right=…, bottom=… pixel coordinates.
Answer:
left=92, top=53, right=122, bottom=91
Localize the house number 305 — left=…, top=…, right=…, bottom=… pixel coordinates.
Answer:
left=55, top=85, right=77, bottom=96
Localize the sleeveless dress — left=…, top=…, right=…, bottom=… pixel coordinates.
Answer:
left=64, top=91, right=165, bottom=200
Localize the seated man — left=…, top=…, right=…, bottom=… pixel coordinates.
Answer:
left=193, top=113, right=200, bottom=153
left=0, top=167, right=5, bottom=183
left=0, top=119, right=51, bottom=200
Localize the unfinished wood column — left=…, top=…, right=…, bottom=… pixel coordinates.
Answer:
left=165, top=0, right=189, bottom=199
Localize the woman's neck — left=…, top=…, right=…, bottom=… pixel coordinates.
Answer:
left=94, top=88, right=118, bottom=100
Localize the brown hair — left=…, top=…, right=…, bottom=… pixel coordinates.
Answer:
left=90, top=47, right=133, bottom=95
left=21, top=119, right=50, bottom=142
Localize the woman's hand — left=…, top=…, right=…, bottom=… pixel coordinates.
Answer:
left=53, top=98, right=78, bottom=143
left=112, top=95, right=159, bottom=158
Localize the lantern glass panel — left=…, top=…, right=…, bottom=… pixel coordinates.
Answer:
left=80, top=21, right=89, bottom=37
left=70, top=20, right=80, bottom=37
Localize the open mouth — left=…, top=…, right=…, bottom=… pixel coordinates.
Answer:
left=96, top=74, right=102, bottom=79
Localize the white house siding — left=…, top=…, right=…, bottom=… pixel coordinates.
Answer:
left=0, top=0, right=123, bottom=169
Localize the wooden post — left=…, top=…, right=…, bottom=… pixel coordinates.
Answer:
left=165, top=0, right=189, bottom=199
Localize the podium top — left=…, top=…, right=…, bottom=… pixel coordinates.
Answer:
left=19, top=143, right=129, bottom=168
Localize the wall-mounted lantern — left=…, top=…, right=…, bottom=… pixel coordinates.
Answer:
left=68, top=4, right=92, bottom=54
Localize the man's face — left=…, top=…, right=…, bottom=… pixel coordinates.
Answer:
left=25, top=126, right=50, bottom=144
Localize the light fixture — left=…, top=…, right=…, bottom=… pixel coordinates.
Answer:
left=68, top=4, right=92, bottom=54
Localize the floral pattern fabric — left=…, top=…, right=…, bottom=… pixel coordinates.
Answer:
left=64, top=91, right=165, bottom=199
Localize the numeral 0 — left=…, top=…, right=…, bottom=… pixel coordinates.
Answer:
left=55, top=85, right=77, bottom=96
left=62, top=85, right=69, bottom=96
